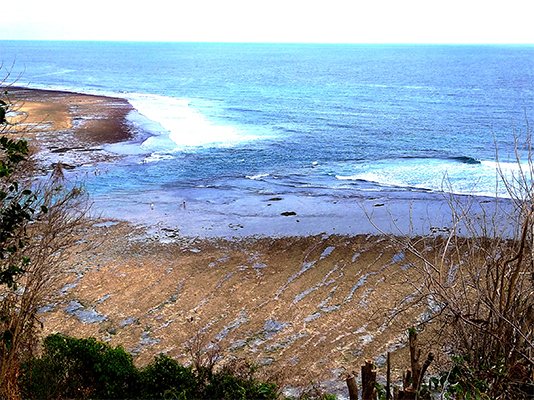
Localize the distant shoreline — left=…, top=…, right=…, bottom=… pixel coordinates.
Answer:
left=6, top=85, right=134, bottom=144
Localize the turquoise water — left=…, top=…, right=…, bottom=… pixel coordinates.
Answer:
left=0, top=41, right=532, bottom=234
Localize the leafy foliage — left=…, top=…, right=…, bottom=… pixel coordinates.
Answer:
left=21, top=334, right=280, bottom=400
left=203, top=361, right=278, bottom=400
left=21, top=334, right=138, bottom=400
left=138, top=354, right=196, bottom=399
left=0, top=99, right=8, bottom=125
left=0, top=135, right=34, bottom=290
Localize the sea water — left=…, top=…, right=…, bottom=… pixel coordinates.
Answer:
left=1, top=41, right=533, bottom=235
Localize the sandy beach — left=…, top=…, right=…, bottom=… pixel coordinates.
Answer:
left=47, top=222, right=434, bottom=393
left=5, top=86, right=505, bottom=395
left=6, top=86, right=135, bottom=169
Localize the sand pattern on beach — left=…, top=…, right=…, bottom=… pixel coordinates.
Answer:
left=41, top=221, right=431, bottom=392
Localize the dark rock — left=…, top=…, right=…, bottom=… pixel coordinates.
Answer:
left=51, top=162, right=76, bottom=170
left=50, top=147, right=71, bottom=153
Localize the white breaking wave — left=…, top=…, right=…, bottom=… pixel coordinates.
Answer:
left=142, top=153, right=176, bottom=163
left=335, top=158, right=532, bottom=198
left=126, top=93, right=261, bottom=151
left=33, top=69, right=77, bottom=78
left=245, top=173, right=270, bottom=180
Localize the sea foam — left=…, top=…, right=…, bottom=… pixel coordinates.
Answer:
left=126, top=93, right=260, bottom=152
left=245, top=173, right=270, bottom=180
left=335, top=157, right=524, bottom=198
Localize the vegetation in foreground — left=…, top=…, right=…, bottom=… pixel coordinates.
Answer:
left=0, top=87, right=89, bottom=399
left=21, top=333, right=278, bottom=400
left=394, top=134, right=534, bottom=399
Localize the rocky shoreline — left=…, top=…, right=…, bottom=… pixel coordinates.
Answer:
left=6, top=86, right=135, bottom=170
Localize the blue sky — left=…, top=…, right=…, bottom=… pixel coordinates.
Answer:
left=2, top=0, right=534, bottom=44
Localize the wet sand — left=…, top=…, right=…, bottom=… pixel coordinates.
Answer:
left=5, top=86, right=135, bottom=169
left=7, top=86, right=133, bottom=143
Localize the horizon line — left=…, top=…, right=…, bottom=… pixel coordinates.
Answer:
left=2, top=38, right=534, bottom=46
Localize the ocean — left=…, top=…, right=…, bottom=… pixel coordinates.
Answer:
left=1, top=41, right=533, bottom=236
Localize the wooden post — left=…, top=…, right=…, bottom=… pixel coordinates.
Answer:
left=402, top=369, right=412, bottom=391
left=405, top=328, right=434, bottom=399
left=346, top=371, right=359, bottom=400
left=408, top=328, right=422, bottom=393
left=418, top=352, right=434, bottom=391
left=386, top=352, right=391, bottom=400
left=361, top=360, right=377, bottom=400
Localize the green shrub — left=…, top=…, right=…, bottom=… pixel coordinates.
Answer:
left=204, top=363, right=278, bottom=400
left=20, top=334, right=281, bottom=400
left=139, top=354, right=196, bottom=399
left=21, top=333, right=138, bottom=399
